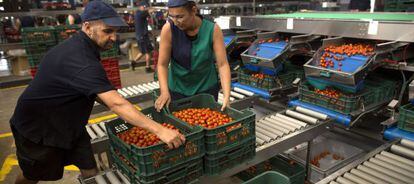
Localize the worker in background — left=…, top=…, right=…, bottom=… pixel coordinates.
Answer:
left=349, top=0, right=370, bottom=11
left=10, top=1, right=185, bottom=184
left=154, top=0, right=231, bottom=112
left=132, top=1, right=154, bottom=72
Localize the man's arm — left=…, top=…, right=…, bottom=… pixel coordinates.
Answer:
left=97, top=90, right=185, bottom=149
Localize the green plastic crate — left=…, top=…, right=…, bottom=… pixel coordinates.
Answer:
left=398, top=103, right=414, bottom=132
left=106, top=106, right=205, bottom=176
left=111, top=149, right=204, bottom=184
left=100, top=44, right=119, bottom=59
left=299, top=77, right=396, bottom=114
left=21, top=27, right=56, bottom=54
left=167, top=94, right=256, bottom=154
left=237, top=156, right=305, bottom=184
left=243, top=171, right=291, bottom=184
left=238, top=65, right=304, bottom=91
left=204, top=137, right=256, bottom=175
left=54, top=25, right=80, bottom=42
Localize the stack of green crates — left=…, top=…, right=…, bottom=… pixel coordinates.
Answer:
left=21, top=27, right=56, bottom=67
left=167, top=94, right=256, bottom=175
left=237, top=156, right=305, bottom=184
left=106, top=106, right=205, bottom=184
left=385, top=0, right=414, bottom=12
left=299, top=77, right=397, bottom=114
left=54, top=25, right=81, bottom=43
left=101, top=43, right=119, bottom=59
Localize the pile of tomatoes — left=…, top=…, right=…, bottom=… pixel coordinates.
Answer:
left=311, top=150, right=345, bottom=168
left=315, top=88, right=342, bottom=99
left=251, top=73, right=268, bottom=80
left=118, top=123, right=180, bottom=148
left=319, top=44, right=374, bottom=71
left=172, top=108, right=233, bottom=129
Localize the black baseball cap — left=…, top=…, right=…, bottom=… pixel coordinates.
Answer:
left=81, top=0, right=127, bottom=27
left=167, top=0, right=189, bottom=8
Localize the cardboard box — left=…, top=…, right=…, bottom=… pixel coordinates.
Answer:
left=10, top=56, right=29, bottom=76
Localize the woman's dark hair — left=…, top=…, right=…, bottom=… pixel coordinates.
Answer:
left=184, top=1, right=196, bottom=12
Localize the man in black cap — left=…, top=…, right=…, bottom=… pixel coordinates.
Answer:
left=132, top=1, right=154, bottom=72
left=10, top=1, right=185, bottom=183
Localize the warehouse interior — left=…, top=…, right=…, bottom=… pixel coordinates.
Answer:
left=1, top=0, right=414, bottom=184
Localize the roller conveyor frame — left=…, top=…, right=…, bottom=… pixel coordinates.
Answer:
left=91, top=82, right=158, bottom=114
left=198, top=108, right=333, bottom=183
left=316, top=139, right=414, bottom=184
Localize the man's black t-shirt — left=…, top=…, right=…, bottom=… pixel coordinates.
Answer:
left=10, top=31, right=115, bottom=149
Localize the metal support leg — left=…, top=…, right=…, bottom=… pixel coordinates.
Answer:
left=305, top=140, right=313, bottom=181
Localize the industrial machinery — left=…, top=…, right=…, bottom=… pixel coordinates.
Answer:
left=80, top=12, right=414, bottom=184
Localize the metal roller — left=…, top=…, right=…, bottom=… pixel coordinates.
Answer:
left=95, top=175, right=108, bottom=184
left=285, top=110, right=318, bottom=124
left=132, top=86, right=145, bottom=93
left=381, top=151, right=414, bottom=167
left=259, top=120, right=291, bottom=134
left=357, top=165, right=403, bottom=184
left=256, top=137, right=265, bottom=145
left=268, top=115, right=303, bottom=129
left=329, top=181, right=340, bottom=184
left=86, top=126, right=97, bottom=140
left=147, top=83, right=158, bottom=89
left=275, top=113, right=308, bottom=127
left=117, top=89, right=128, bottom=97
left=219, top=93, right=235, bottom=101
left=266, top=116, right=299, bottom=130
left=401, top=139, right=414, bottom=150
left=336, top=176, right=356, bottom=184
left=99, top=123, right=107, bottom=133
left=121, top=88, right=134, bottom=96
left=137, top=85, right=149, bottom=92
left=116, top=170, right=131, bottom=184
left=362, top=162, right=409, bottom=184
left=233, top=87, right=254, bottom=96
left=106, top=171, right=121, bottom=184
left=92, top=124, right=106, bottom=138
left=369, top=158, right=414, bottom=179
left=343, top=173, right=372, bottom=184
left=390, top=145, right=414, bottom=160
left=256, top=126, right=280, bottom=140
left=142, top=84, right=155, bottom=90
left=256, top=121, right=285, bottom=136
left=230, top=91, right=245, bottom=99
left=295, top=106, right=328, bottom=120
left=263, top=117, right=296, bottom=132
left=350, top=169, right=386, bottom=184
left=151, top=81, right=160, bottom=88
left=256, top=131, right=272, bottom=143
left=127, top=87, right=139, bottom=95
left=374, top=154, right=414, bottom=173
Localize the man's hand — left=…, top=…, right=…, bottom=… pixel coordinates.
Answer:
left=155, top=92, right=171, bottom=112
left=156, top=125, right=186, bottom=149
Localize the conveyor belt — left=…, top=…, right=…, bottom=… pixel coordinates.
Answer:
left=91, top=81, right=159, bottom=114
left=86, top=121, right=108, bottom=142
left=217, top=87, right=255, bottom=104
left=198, top=106, right=332, bottom=182
left=317, top=139, right=414, bottom=184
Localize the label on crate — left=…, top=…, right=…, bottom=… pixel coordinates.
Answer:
left=236, top=17, right=242, bottom=27
left=287, top=18, right=294, bottom=30
left=368, top=20, right=379, bottom=35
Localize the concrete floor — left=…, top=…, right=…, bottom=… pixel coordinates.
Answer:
left=0, top=66, right=156, bottom=184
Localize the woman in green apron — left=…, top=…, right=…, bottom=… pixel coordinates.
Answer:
left=155, top=0, right=231, bottom=112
